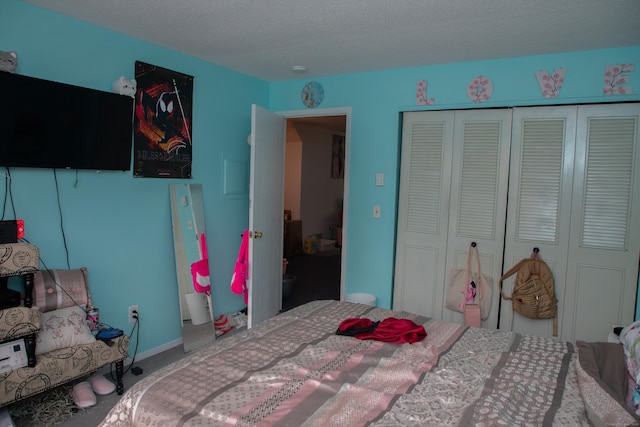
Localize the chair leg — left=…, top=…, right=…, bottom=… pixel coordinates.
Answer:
left=115, top=359, right=124, bottom=395
left=24, top=333, right=37, bottom=367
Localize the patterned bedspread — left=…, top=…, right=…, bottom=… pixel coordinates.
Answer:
left=100, top=300, right=594, bottom=426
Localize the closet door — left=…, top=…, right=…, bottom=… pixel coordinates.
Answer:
left=393, top=111, right=454, bottom=318
left=562, top=103, right=640, bottom=341
left=393, top=109, right=511, bottom=327
left=502, top=103, right=640, bottom=342
left=442, top=109, right=512, bottom=328
left=500, top=106, right=577, bottom=338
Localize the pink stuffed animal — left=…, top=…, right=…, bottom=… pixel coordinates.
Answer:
left=230, top=230, right=249, bottom=303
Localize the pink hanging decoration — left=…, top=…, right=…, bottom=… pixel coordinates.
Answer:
left=534, top=68, right=567, bottom=98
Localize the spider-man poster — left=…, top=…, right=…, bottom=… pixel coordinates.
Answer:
left=133, top=61, right=193, bottom=178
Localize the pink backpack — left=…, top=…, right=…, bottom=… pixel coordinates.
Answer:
left=230, top=230, right=249, bottom=304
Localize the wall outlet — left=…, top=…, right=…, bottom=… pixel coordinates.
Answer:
left=128, top=305, right=139, bottom=324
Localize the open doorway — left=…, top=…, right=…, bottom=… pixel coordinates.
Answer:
left=282, top=115, right=347, bottom=311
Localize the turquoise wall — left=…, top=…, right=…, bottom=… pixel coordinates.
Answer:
left=3, top=0, right=640, bottom=356
left=270, top=46, right=640, bottom=313
left=2, top=0, right=268, bottom=355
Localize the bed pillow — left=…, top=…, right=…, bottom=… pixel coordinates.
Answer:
left=576, top=340, right=640, bottom=425
left=576, top=341, right=628, bottom=402
left=36, top=305, right=96, bottom=355
left=33, top=268, right=93, bottom=313
left=620, top=320, right=640, bottom=414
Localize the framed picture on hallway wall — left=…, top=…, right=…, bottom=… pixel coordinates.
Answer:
left=133, top=61, right=194, bottom=178
left=332, top=134, right=345, bottom=179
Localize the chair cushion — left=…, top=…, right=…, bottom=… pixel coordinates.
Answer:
left=33, top=268, right=93, bottom=313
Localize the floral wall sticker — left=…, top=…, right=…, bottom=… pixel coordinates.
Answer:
left=534, top=68, right=567, bottom=98
left=604, top=64, right=634, bottom=95
left=467, top=75, right=493, bottom=103
left=416, top=80, right=435, bottom=105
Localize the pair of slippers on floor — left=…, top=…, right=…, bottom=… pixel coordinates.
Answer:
left=71, top=374, right=116, bottom=409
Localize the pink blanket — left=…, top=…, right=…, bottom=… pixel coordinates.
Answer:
left=100, top=300, right=594, bottom=426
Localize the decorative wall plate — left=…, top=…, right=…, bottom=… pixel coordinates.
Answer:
left=301, top=82, right=324, bottom=108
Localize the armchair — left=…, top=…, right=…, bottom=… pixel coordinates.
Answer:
left=0, top=248, right=129, bottom=407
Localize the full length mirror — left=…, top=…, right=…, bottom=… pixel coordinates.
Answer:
left=169, top=184, right=216, bottom=353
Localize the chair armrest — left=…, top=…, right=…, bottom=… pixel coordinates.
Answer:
left=0, top=306, right=41, bottom=342
left=0, top=243, right=39, bottom=278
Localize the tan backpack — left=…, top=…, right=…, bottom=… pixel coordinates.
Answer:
left=499, top=253, right=558, bottom=336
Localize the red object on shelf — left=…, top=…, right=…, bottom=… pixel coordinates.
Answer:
left=16, top=220, right=24, bottom=239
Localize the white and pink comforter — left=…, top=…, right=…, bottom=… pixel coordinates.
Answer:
left=99, top=300, right=635, bottom=426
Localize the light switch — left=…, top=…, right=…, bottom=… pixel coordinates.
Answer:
left=373, top=205, right=381, bottom=218
left=375, top=173, right=384, bottom=186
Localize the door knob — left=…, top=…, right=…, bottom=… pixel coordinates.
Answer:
left=252, top=231, right=263, bottom=238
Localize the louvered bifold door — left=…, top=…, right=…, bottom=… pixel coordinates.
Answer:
left=500, top=106, right=577, bottom=339
left=562, top=103, right=640, bottom=342
left=443, top=109, right=512, bottom=328
left=393, top=111, right=454, bottom=318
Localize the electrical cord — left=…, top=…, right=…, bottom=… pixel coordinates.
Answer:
left=2, top=167, right=17, bottom=221
left=110, top=312, right=139, bottom=380
left=2, top=167, right=16, bottom=220
left=52, top=169, right=71, bottom=269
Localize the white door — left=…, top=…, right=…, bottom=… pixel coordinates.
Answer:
left=442, top=109, right=512, bottom=328
left=393, top=111, right=455, bottom=318
left=501, top=103, right=640, bottom=342
left=500, top=106, right=577, bottom=338
left=393, top=109, right=511, bottom=328
left=248, top=104, right=286, bottom=328
left=562, top=103, right=640, bottom=341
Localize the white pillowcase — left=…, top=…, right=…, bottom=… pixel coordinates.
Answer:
left=36, top=305, right=96, bottom=355
left=619, top=320, right=640, bottom=414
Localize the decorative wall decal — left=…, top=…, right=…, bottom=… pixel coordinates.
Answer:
left=604, top=64, right=634, bottom=95
left=467, top=76, right=493, bottom=103
left=416, top=80, right=435, bottom=105
left=534, top=68, right=567, bottom=98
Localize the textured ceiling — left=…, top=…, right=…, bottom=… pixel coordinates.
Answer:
left=24, top=0, right=640, bottom=82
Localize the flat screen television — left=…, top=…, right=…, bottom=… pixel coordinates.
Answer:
left=0, top=72, right=134, bottom=171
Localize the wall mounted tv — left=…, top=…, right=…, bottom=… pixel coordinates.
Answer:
left=0, top=72, right=134, bottom=171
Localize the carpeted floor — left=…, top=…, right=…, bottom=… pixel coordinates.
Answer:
left=282, top=251, right=341, bottom=312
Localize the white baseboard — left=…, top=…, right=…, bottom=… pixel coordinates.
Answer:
left=126, top=338, right=182, bottom=364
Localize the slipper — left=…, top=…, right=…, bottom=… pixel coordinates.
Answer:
left=214, top=314, right=229, bottom=328
left=72, top=381, right=97, bottom=408
left=88, top=373, right=116, bottom=395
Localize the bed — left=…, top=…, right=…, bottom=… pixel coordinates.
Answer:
left=99, top=300, right=640, bottom=426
